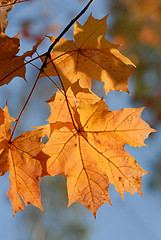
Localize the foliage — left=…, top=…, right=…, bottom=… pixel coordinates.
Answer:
left=0, top=0, right=156, bottom=218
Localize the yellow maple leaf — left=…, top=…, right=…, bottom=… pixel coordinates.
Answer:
left=0, top=105, right=45, bottom=215
left=42, top=91, right=155, bottom=217
left=0, top=33, right=42, bottom=86
left=46, top=87, right=100, bottom=125
left=42, top=14, right=135, bottom=93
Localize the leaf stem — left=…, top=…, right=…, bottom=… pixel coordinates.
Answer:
left=49, top=55, right=77, bottom=130
left=9, top=71, right=41, bottom=142
left=41, top=0, right=94, bottom=71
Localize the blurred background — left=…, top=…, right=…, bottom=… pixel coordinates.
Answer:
left=0, top=0, right=161, bottom=239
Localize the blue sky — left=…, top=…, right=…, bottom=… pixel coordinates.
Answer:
left=0, top=0, right=161, bottom=239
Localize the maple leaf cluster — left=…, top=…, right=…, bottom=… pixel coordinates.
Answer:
left=0, top=1, right=156, bottom=217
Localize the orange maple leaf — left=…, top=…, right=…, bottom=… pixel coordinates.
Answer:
left=46, top=87, right=100, bottom=124
left=0, top=105, right=45, bottom=215
left=0, top=0, right=15, bottom=33
left=42, top=14, right=135, bottom=93
left=0, top=33, right=42, bottom=86
left=42, top=91, right=155, bottom=217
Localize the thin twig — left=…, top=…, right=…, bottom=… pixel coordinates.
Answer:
left=9, top=71, right=41, bottom=142
left=41, top=0, right=94, bottom=72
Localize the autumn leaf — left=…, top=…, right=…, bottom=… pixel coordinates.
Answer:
left=46, top=87, right=100, bottom=125
left=0, top=105, right=45, bottom=215
left=42, top=14, right=135, bottom=93
left=0, top=33, right=42, bottom=86
left=0, top=0, right=16, bottom=33
left=42, top=91, right=155, bottom=217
